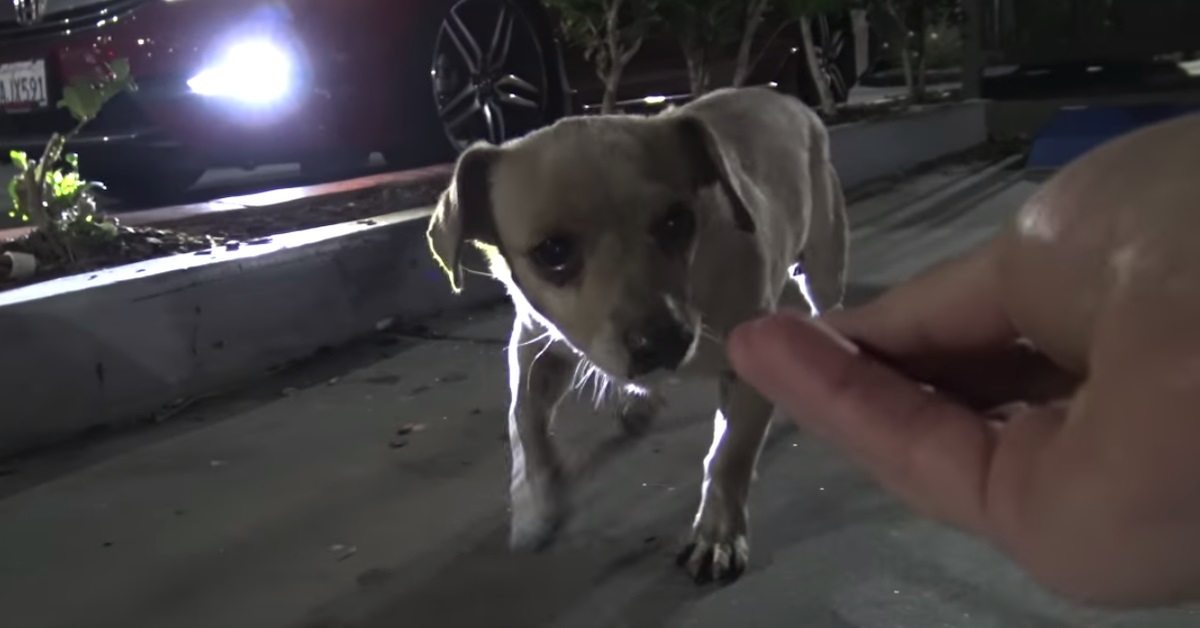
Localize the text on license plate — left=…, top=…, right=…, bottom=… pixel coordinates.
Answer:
left=0, top=60, right=49, bottom=111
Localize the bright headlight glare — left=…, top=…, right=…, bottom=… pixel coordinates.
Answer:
left=188, top=39, right=293, bottom=103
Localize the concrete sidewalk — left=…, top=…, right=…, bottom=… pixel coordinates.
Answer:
left=2, top=157, right=1196, bottom=628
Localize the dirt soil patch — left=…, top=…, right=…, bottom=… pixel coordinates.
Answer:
left=1, top=225, right=222, bottom=291
left=157, top=173, right=450, bottom=243
left=0, top=174, right=449, bottom=294
left=0, top=91, right=968, bottom=295
left=823, top=87, right=964, bottom=126
left=148, top=91, right=965, bottom=243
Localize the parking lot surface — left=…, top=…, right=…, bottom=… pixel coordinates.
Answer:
left=3, top=158, right=1197, bottom=628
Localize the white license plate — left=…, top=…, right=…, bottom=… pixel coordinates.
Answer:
left=0, top=59, right=50, bottom=112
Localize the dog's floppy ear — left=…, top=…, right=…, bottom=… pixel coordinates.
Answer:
left=427, top=142, right=502, bottom=293
left=672, top=114, right=757, bottom=234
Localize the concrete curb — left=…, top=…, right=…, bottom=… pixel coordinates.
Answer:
left=0, top=100, right=987, bottom=458
left=831, top=99, right=986, bottom=188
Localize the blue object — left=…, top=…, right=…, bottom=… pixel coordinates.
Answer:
left=1026, top=103, right=1200, bottom=170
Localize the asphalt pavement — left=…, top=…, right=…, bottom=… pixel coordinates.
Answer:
left=4, top=155, right=1192, bottom=628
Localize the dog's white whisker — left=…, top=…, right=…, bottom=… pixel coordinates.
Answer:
left=698, top=322, right=725, bottom=344
left=591, top=368, right=605, bottom=407
left=570, top=359, right=586, bottom=393
left=525, top=335, right=555, bottom=395
left=595, top=369, right=616, bottom=409
left=516, top=330, right=554, bottom=349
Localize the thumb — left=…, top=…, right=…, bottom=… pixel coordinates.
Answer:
left=727, top=311, right=997, bottom=533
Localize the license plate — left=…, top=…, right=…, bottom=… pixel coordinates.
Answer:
left=0, top=59, right=50, bottom=112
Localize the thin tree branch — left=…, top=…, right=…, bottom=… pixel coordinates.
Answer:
left=747, top=17, right=793, bottom=83
left=733, top=0, right=771, bottom=86
left=605, top=0, right=624, bottom=65
left=619, top=35, right=645, bottom=65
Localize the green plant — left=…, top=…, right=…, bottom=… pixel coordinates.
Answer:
left=730, top=0, right=775, bottom=87
left=655, top=0, right=853, bottom=111
left=6, top=58, right=135, bottom=262
left=924, top=18, right=963, bottom=70
left=777, top=0, right=857, bottom=115
left=544, top=0, right=658, bottom=113
left=870, top=0, right=960, bottom=102
left=658, top=0, right=743, bottom=96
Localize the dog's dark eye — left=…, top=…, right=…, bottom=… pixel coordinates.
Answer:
left=529, top=235, right=580, bottom=282
left=652, top=203, right=695, bottom=253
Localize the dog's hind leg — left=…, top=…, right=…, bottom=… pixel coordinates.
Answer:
left=678, top=374, right=774, bottom=584
left=506, top=316, right=575, bottom=552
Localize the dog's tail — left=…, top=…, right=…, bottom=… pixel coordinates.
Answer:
left=801, top=118, right=849, bottom=312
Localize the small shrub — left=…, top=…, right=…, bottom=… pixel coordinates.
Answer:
left=924, top=20, right=963, bottom=70
left=5, top=58, right=135, bottom=263
left=543, top=0, right=658, bottom=114
left=871, top=0, right=960, bottom=102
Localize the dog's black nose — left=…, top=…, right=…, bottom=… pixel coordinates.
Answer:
left=626, top=322, right=695, bottom=377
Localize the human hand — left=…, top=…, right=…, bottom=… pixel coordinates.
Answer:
left=727, top=238, right=1200, bottom=608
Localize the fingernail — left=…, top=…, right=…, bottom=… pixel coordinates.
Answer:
left=727, top=318, right=776, bottom=376
left=808, top=318, right=861, bottom=356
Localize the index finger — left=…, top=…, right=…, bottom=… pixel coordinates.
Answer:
left=727, top=311, right=1020, bottom=535
left=827, top=234, right=1017, bottom=359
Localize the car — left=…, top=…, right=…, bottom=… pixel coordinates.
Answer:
left=0, top=0, right=875, bottom=203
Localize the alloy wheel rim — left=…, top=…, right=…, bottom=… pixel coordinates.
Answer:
left=431, top=0, right=548, bottom=150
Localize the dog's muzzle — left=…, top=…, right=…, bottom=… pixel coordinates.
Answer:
left=624, top=320, right=696, bottom=378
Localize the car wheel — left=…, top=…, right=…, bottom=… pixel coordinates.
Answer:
left=78, top=160, right=204, bottom=207
left=431, top=0, right=559, bottom=151
left=385, top=0, right=563, bottom=168
left=799, top=12, right=860, bottom=105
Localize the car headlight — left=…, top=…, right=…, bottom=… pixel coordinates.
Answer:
left=187, top=39, right=294, bottom=103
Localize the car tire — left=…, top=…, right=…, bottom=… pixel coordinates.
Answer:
left=78, top=160, right=204, bottom=207
left=383, top=0, right=567, bottom=168
left=797, top=11, right=861, bottom=105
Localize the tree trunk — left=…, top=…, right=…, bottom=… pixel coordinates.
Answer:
left=882, top=0, right=916, bottom=106
left=601, top=66, right=622, bottom=114
left=913, top=45, right=927, bottom=102
left=799, top=17, right=835, bottom=117
left=906, top=0, right=928, bottom=103
left=899, top=39, right=915, bottom=99
left=685, top=48, right=710, bottom=97
left=600, top=0, right=624, bottom=113
left=732, top=0, right=770, bottom=87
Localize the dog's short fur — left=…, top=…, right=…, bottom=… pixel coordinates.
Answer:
left=427, top=86, right=849, bottom=583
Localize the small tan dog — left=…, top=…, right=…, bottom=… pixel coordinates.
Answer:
left=427, top=86, right=849, bottom=583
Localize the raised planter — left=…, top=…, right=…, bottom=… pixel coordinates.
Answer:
left=0, top=100, right=987, bottom=458
left=830, top=99, right=986, bottom=188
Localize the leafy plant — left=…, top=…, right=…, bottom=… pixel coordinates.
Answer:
left=777, top=0, right=858, bottom=116
left=655, top=0, right=853, bottom=114
left=869, top=0, right=961, bottom=102
left=6, top=58, right=135, bottom=263
left=657, top=0, right=742, bottom=96
left=731, top=0, right=780, bottom=88
left=544, top=0, right=658, bottom=113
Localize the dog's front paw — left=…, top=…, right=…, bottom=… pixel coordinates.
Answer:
left=509, top=472, right=569, bottom=552
left=676, top=498, right=750, bottom=584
